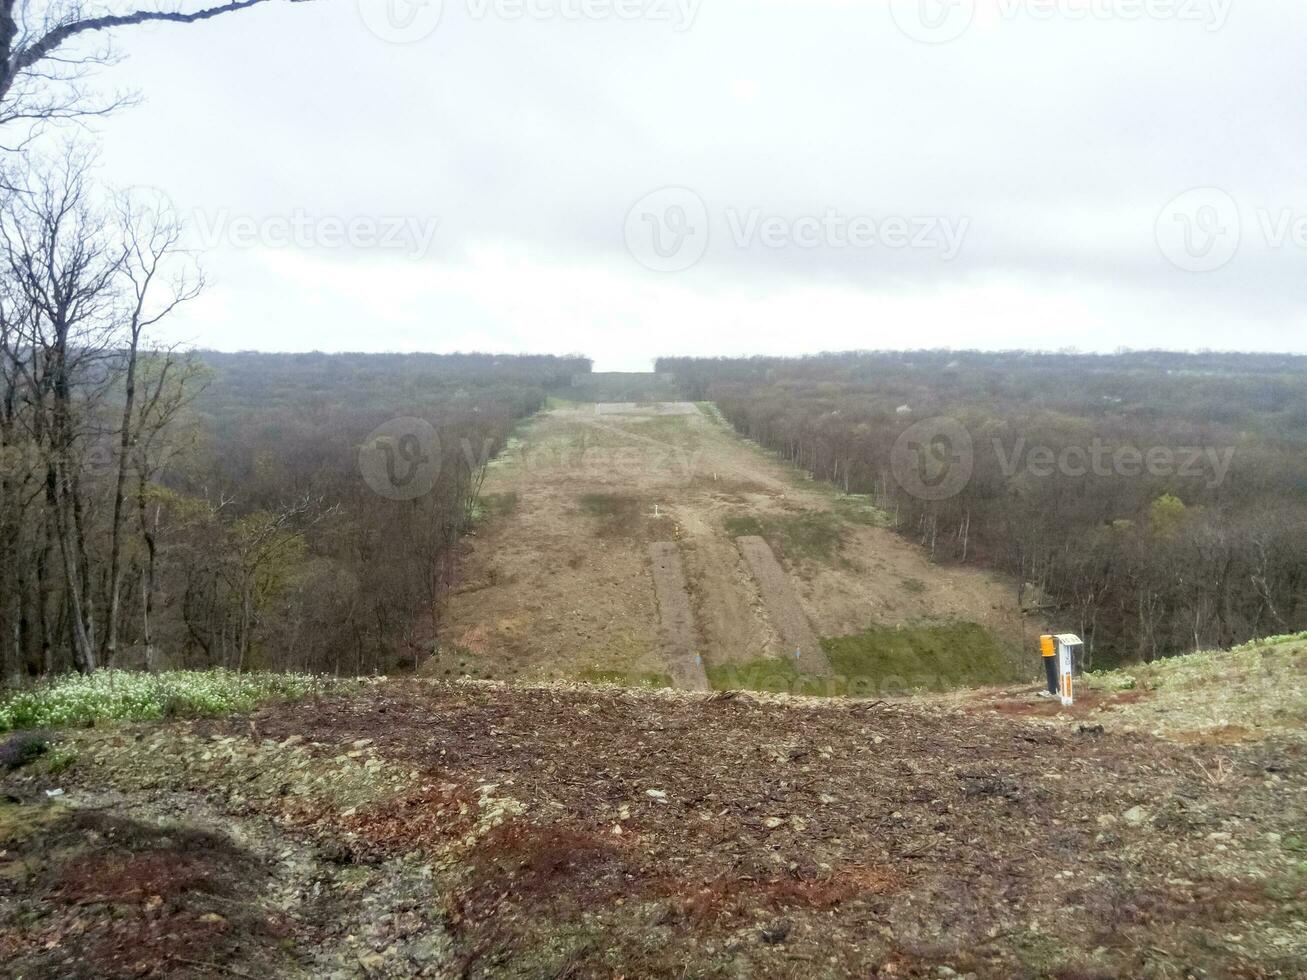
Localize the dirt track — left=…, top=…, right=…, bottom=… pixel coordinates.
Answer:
left=440, top=402, right=1031, bottom=687
left=648, top=541, right=710, bottom=691
left=735, top=535, right=830, bottom=675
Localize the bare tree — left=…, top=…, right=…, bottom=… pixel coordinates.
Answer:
left=102, top=191, right=201, bottom=666
left=0, top=242, right=42, bottom=681
left=130, top=350, right=205, bottom=668
left=1, top=0, right=315, bottom=139
left=0, top=147, right=121, bottom=672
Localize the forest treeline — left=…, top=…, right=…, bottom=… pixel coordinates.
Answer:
left=0, top=0, right=601, bottom=684
left=0, top=158, right=588, bottom=684
left=659, top=351, right=1307, bottom=666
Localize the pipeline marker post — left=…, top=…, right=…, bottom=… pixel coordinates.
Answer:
left=1055, top=633, right=1083, bottom=707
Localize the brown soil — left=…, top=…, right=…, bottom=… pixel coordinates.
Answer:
left=217, top=682, right=1307, bottom=977
left=736, top=534, right=830, bottom=674
left=0, top=804, right=296, bottom=978
left=4, top=680, right=1305, bottom=978
left=648, top=541, right=710, bottom=691
left=441, top=403, right=1034, bottom=685
left=973, top=688, right=1155, bottom=719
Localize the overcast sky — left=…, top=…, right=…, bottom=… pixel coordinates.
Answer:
left=82, top=0, right=1307, bottom=370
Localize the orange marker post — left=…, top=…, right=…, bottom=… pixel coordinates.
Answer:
left=1040, top=634, right=1058, bottom=697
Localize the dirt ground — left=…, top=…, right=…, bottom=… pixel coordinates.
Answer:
left=439, top=403, right=1032, bottom=687
left=734, top=534, right=828, bottom=674
left=648, top=541, right=710, bottom=691
left=0, top=762, right=453, bottom=979
left=3, top=678, right=1304, bottom=978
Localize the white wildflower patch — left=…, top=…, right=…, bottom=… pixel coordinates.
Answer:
left=0, top=669, right=346, bottom=731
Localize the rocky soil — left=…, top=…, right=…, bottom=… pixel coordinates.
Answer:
left=3, top=672, right=1304, bottom=978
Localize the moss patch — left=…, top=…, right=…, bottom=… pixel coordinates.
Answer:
left=579, top=493, right=633, bottom=517
left=706, top=624, right=1017, bottom=697
left=695, top=401, right=726, bottom=424
left=0, top=797, right=68, bottom=849
left=578, top=493, right=643, bottom=536
left=724, top=515, right=764, bottom=538
left=624, top=415, right=703, bottom=449
left=831, top=494, right=891, bottom=527
left=476, top=490, right=519, bottom=521
left=724, top=510, right=847, bottom=564
left=822, top=622, right=1021, bottom=693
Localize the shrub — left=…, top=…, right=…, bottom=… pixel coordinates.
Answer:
left=1232, top=631, right=1307, bottom=652
left=0, top=731, right=50, bottom=770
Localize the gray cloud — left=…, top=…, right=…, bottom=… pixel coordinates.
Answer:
left=80, top=0, right=1307, bottom=367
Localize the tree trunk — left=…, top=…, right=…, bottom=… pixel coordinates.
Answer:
left=104, top=336, right=141, bottom=667
left=137, top=480, right=159, bottom=671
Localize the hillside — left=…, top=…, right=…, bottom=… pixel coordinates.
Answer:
left=662, top=351, right=1307, bottom=668
left=2, top=638, right=1305, bottom=978
left=437, top=401, right=1032, bottom=693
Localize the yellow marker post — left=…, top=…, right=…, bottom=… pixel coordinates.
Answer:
left=1040, top=634, right=1058, bottom=697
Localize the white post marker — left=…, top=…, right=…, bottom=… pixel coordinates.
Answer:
left=1055, top=633, right=1083, bottom=706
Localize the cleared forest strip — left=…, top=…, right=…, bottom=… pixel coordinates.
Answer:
left=648, top=542, right=710, bottom=691
left=441, top=403, right=1027, bottom=686
left=736, top=535, right=832, bottom=676
left=576, top=415, right=786, bottom=490
left=596, top=401, right=698, bottom=415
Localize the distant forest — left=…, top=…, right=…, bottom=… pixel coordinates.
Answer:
left=659, top=350, right=1307, bottom=667
left=1, top=345, right=589, bottom=681
left=8, top=338, right=1306, bottom=681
